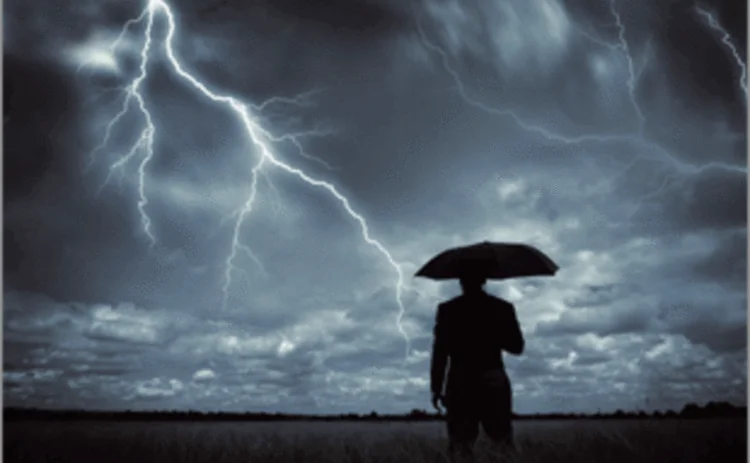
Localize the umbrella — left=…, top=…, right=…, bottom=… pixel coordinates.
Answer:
left=414, top=241, right=558, bottom=280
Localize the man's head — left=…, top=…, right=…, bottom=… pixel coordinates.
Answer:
left=459, top=275, right=487, bottom=294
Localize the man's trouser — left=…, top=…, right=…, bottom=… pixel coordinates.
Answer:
left=444, top=368, right=514, bottom=460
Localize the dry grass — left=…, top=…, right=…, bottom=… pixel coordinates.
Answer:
left=4, top=419, right=745, bottom=463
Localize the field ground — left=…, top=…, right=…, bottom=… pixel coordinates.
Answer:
left=4, top=418, right=746, bottom=462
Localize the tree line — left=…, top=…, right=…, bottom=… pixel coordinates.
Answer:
left=4, top=401, right=745, bottom=422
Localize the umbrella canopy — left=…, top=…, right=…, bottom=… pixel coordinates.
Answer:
left=414, top=241, right=559, bottom=280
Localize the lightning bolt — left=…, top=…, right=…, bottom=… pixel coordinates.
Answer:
left=576, top=24, right=622, bottom=52
left=415, top=13, right=635, bottom=146
left=412, top=1, right=746, bottom=218
left=93, top=0, right=411, bottom=358
left=116, top=6, right=157, bottom=248
left=608, top=0, right=646, bottom=126
left=111, top=8, right=150, bottom=54
left=695, top=6, right=748, bottom=101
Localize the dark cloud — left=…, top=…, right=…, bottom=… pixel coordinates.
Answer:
left=4, top=1, right=142, bottom=54
left=264, top=0, right=407, bottom=37
left=685, top=325, right=747, bottom=353
left=3, top=54, right=82, bottom=201
left=658, top=299, right=747, bottom=353
left=507, top=356, right=553, bottom=378
left=690, top=229, right=747, bottom=290
left=535, top=305, right=655, bottom=338
left=655, top=0, right=746, bottom=123
left=3, top=0, right=746, bottom=414
left=564, top=284, right=622, bottom=309
left=571, top=351, right=612, bottom=367
left=631, top=167, right=746, bottom=233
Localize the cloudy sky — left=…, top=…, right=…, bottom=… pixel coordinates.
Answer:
left=3, top=0, right=746, bottom=414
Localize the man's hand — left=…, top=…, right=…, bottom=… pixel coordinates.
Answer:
left=431, top=393, right=445, bottom=414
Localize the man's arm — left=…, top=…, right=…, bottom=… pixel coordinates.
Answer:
left=430, top=304, right=449, bottom=397
left=502, top=304, right=525, bottom=355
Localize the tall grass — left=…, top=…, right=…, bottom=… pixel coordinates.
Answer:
left=4, top=419, right=745, bottom=463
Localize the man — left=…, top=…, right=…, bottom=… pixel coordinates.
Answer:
left=431, top=274, right=525, bottom=461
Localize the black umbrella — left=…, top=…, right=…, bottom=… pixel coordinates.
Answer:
left=414, top=241, right=559, bottom=280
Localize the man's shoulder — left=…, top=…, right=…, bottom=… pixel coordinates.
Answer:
left=485, top=294, right=514, bottom=308
left=438, top=293, right=513, bottom=310
left=438, top=296, right=463, bottom=310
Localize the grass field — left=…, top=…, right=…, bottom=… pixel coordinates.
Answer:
left=4, top=419, right=746, bottom=462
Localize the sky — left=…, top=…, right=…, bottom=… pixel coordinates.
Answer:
left=3, top=0, right=747, bottom=415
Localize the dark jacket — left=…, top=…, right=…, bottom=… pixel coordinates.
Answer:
left=430, top=291, right=524, bottom=397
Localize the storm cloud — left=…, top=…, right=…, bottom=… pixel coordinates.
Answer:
left=3, top=0, right=746, bottom=414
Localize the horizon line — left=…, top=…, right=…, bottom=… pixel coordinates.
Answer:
left=5, top=400, right=747, bottom=418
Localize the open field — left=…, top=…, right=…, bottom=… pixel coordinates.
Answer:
left=4, top=419, right=746, bottom=462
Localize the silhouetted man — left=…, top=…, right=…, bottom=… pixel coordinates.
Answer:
left=431, top=275, right=525, bottom=461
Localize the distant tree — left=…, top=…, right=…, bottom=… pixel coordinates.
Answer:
left=681, top=403, right=701, bottom=418
left=705, top=401, right=733, bottom=416
left=407, top=409, right=429, bottom=421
